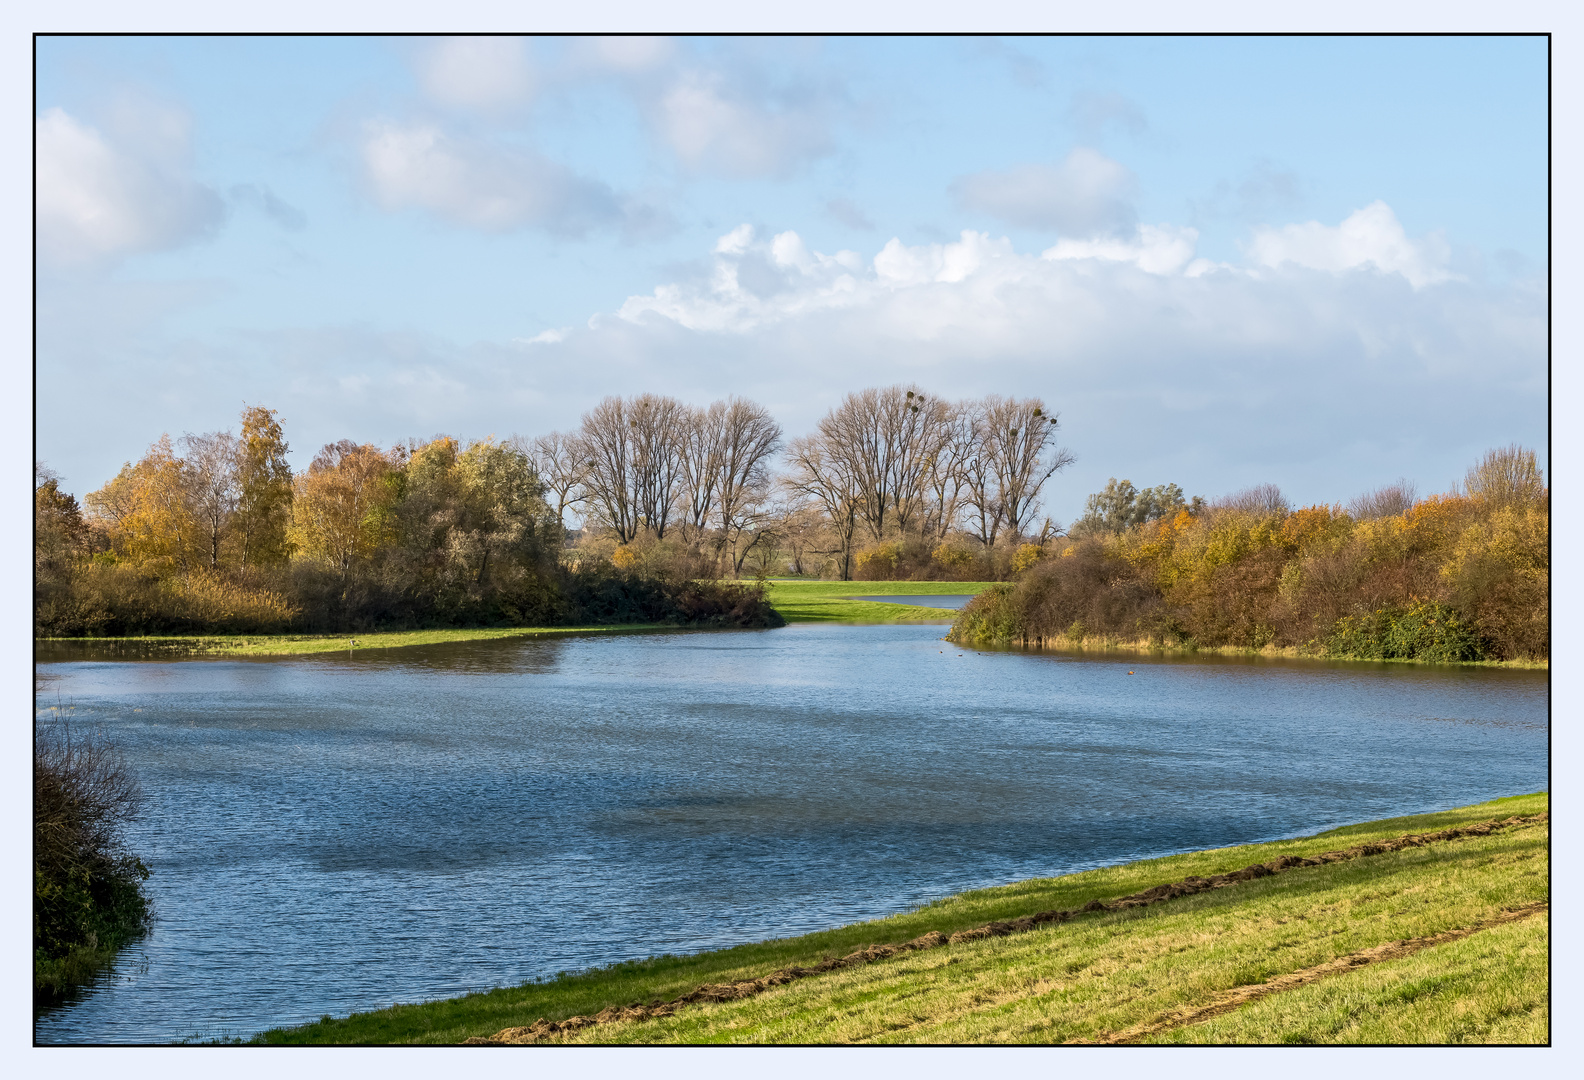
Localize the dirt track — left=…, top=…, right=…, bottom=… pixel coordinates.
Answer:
left=465, top=812, right=1547, bottom=1045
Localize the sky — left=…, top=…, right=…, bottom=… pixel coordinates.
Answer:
left=34, top=34, right=1549, bottom=525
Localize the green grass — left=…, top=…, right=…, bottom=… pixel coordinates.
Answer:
left=252, top=791, right=1546, bottom=1046
left=35, top=624, right=673, bottom=658
left=764, top=580, right=994, bottom=623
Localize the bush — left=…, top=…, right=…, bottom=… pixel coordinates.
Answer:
left=1323, top=601, right=1491, bottom=663
left=35, top=722, right=152, bottom=1002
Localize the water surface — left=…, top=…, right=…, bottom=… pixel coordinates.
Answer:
left=34, top=624, right=1547, bottom=1043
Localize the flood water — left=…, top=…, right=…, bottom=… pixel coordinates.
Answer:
left=34, top=623, right=1548, bottom=1044
left=849, top=594, right=974, bottom=609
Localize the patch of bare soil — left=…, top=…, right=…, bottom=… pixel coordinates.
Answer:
left=1076, top=900, right=1549, bottom=1044
left=463, top=812, right=1546, bottom=1045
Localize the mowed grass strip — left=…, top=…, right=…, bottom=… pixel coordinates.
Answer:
left=566, top=811, right=1547, bottom=1044
left=253, top=792, right=1545, bottom=1045
left=764, top=580, right=992, bottom=623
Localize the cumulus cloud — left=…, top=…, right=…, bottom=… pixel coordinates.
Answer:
left=1042, top=224, right=1200, bottom=275
left=950, top=148, right=1137, bottom=236
left=418, top=37, right=535, bottom=109
left=36, top=104, right=224, bottom=267
left=1245, top=201, right=1456, bottom=289
left=360, top=118, right=631, bottom=235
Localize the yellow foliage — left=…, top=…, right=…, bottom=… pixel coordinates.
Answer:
left=1011, top=543, right=1045, bottom=573
left=855, top=542, right=902, bottom=577
left=611, top=546, right=639, bottom=570
left=932, top=543, right=973, bottom=569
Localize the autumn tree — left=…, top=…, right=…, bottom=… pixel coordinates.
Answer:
left=86, top=435, right=200, bottom=574
left=35, top=465, right=87, bottom=579
left=234, top=406, right=294, bottom=570
left=288, top=441, right=396, bottom=578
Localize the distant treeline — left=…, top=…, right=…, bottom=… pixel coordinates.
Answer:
left=34, top=407, right=779, bottom=636
left=950, top=447, right=1548, bottom=663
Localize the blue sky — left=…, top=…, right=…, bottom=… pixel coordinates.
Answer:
left=35, top=34, right=1548, bottom=523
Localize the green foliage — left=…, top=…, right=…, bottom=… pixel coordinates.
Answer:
left=1323, top=602, right=1490, bottom=663
left=1071, top=478, right=1196, bottom=537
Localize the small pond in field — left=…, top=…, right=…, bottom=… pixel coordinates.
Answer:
left=33, top=623, right=1547, bottom=1043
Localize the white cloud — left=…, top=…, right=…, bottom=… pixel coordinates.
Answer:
left=1245, top=201, right=1457, bottom=289
left=1042, top=224, right=1199, bottom=275
left=950, top=148, right=1137, bottom=236
left=516, top=328, right=571, bottom=346
left=418, top=37, right=534, bottom=109
left=36, top=105, right=223, bottom=267
left=359, top=118, right=622, bottom=234
left=583, top=36, right=676, bottom=73
left=653, top=68, right=836, bottom=179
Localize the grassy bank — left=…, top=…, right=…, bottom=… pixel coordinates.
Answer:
left=764, top=580, right=993, bottom=623
left=952, top=633, right=1550, bottom=670
left=34, top=624, right=674, bottom=658
left=253, top=792, right=1547, bottom=1045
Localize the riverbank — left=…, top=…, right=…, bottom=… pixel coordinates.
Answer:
left=951, top=634, right=1551, bottom=670
left=252, top=792, right=1547, bottom=1045
left=33, top=624, right=675, bottom=658
left=33, top=581, right=995, bottom=656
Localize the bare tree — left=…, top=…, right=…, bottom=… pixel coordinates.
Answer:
left=520, top=431, right=587, bottom=529
left=1348, top=478, right=1418, bottom=520
left=715, top=397, right=783, bottom=572
left=575, top=397, right=640, bottom=543
left=630, top=394, right=687, bottom=539
left=1214, top=483, right=1290, bottom=516
left=573, top=394, right=688, bottom=543
left=923, top=403, right=976, bottom=542
left=180, top=431, right=241, bottom=569
left=678, top=403, right=726, bottom=545
left=1462, top=444, right=1546, bottom=507
left=977, top=396, right=1073, bottom=540
left=785, top=433, right=862, bottom=580
left=814, top=385, right=952, bottom=542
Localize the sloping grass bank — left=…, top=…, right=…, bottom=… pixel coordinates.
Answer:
left=253, top=792, right=1547, bottom=1045
left=765, top=580, right=993, bottom=623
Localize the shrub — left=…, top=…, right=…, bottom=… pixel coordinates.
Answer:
left=35, top=722, right=152, bottom=1002
left=1322, top=601, right=1491, bottom=663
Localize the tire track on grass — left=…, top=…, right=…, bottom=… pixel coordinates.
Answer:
left=1076, top=900, right=1549, bottom=1044
left=464, top=812, right=1546, bottom=1045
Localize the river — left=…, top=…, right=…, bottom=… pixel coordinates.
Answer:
left=33, top=623, right=1548, bottom=1043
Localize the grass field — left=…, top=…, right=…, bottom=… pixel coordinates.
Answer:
left=252, top=791, right=1547, bottom=1046
left=763, top=580, right=993, bottom=623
